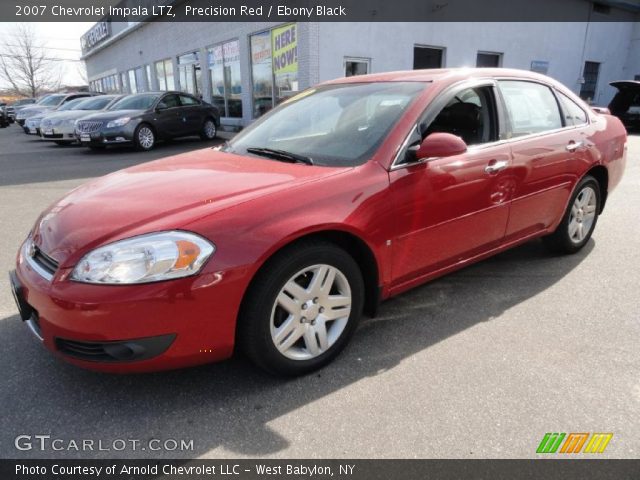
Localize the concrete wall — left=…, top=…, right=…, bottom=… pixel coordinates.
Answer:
left=318, top=21, right=638, bottom=106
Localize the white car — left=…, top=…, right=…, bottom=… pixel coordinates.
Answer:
left=16, top=92, right=95, bottom=130
left=23, top=98, right=88, bottom=136
left=40, top=95, right=122, bottom=145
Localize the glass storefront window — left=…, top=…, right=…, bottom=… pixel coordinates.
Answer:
left=250, top=24, right=299, bottom=118
left=208, top=39, right=242, bottom=118
left=120, top=72, right=128, bottom=93
left=178, top=52, right=201, bottom=97
left=155, top=59, right=175, bottom=91
left=145, top=65, right=152, bottom=91
left=128, top=69, right=137, bottom=94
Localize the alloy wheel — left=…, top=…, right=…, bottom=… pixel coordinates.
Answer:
left=270, top=264, right=352, bottom=361
left=203, top=120, right=216, bottom=139
left=138, top=126, right=155, bottom=149
left=568, top=185, right=597, bottom=243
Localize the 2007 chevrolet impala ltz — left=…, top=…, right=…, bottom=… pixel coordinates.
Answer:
left=10, top=69, right=627, bottom=375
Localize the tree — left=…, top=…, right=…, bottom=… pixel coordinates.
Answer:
left=0, top=23, right=62, bottom=97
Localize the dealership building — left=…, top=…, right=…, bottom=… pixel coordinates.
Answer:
left=81, top=2, right=640, bottom=129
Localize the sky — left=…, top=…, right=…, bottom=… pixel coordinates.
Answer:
left=0, top=22, right=94, bottom=89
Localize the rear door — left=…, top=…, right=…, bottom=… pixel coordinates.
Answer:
left=497, top=80, right=589, bottom=242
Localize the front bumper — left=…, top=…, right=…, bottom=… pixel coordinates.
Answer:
left=41, top=125, right=78, bottom=142
left=12, top=240, right=245, bottom=373
left=76, top=124, right=136, bottom=146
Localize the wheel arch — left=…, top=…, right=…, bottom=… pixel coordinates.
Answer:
left=239, top=228, right=382, bottom=327
left=585, top=164, right=609, bottom=213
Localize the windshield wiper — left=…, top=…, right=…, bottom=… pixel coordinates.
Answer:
left=246, top=147, right=314, bottom=165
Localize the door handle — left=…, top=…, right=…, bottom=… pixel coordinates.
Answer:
left=484, top=160, right=508, bottom=174
left=566, top=141, right=584, bottom=151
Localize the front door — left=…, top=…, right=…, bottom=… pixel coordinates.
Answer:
left=389, top=84, right=512, bottom=286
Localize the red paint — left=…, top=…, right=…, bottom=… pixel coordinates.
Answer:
left=14, top=69, right=627, bottom=372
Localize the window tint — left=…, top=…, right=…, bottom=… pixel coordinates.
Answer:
left=109, top=94, right=158, bottom=111
left=179, top=95, right=199, bottom=106
left=158, top=94, right=180, bottom=109
left=557, top=92, right=588, bottom=126
left=499, top=81, right=562, bottom=136
left=424, top=86, right=497, bottom=145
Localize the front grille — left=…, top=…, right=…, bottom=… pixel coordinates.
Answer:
left=56, top=339, right=114, bottom=362
left=32, top=245, right=59, bottom=275
left=56, top=334, right=176, bottom=363
left=76, top=120, right=103, bottom=133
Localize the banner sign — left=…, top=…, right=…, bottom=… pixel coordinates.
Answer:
left=272, top=23, right=298, bottom=74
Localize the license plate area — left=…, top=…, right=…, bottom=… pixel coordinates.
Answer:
left=80, top=133, right=90, bottom=142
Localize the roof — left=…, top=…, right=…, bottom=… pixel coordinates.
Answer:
left=323, top=68, right=561, bottom=86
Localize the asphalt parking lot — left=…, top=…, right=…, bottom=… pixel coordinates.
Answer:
left=0, top=124, right=638, bottom=459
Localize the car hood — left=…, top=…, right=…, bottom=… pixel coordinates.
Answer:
left=18, top=106, right=53, bottom=116
left=79, top=109, right=146, bottom=122
left=42, top=110, right=101, bottom=122
left=32, top=149, right=348, bottom=266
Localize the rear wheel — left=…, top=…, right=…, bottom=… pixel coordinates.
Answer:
left=543, top=175, right=600, bottom=254
left=200, top=118, right=217, bottom=140
left=238, top=241, right=364, bottom=376
left=134, top=124, right=156, bottom=151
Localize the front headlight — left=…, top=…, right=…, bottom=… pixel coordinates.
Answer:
left=106, top=117, right=131, bottom=128
left=71, top=231, right=215, bottom=284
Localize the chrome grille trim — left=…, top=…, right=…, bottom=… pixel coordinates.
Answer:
left=76, top=120, right=104, bottom=133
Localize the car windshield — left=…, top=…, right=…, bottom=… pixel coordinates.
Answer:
left=224, top=82, right=426, bottom=167
left=75, top=96, right=114, bottom=110
left=57, top=98, right=87, bottom=111
left=39, top=94, right=66, bottom=106
left=13, top=99, right=35, bottom=106
left=108, top=94, right=158, bottom=111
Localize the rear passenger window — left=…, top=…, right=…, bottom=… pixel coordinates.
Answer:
left=499, top=81, right=562, bottom=136
left=179, top=95, right=199, bottom=106
left=557, top=92, right=588, bottom=126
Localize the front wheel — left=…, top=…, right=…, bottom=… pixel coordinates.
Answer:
left=134, top=124, right=156, bottom=151
left=238, top=242, right=364, bottom=376
left=543, top=175, right=600, bottom=254
left=199, top=118, right=217, bottom=140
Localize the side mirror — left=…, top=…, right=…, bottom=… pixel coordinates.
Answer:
left=155, top=104, right=167, bottom=112
left=411, top=132, right=468, bottom=161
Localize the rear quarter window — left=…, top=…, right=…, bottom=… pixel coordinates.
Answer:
left=557, top=91, right=588, bottom=126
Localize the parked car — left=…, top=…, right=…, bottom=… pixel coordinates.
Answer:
left=10, top=68, right=627, bottom=376
left=608, top=80, right=640, bottom=131
left=23, top=97, right=90, bottom=136
left=40, top=95, right=123, bottom=145
left=75, top=91, right=220, bottom=151
left=0, top=104, right=9, bottom=128
left=7, top=98, right=36, bottom=122
left=16, top=92, right=96, bottom=127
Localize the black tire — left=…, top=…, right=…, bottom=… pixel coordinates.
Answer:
left=134, top=123, right=156, bottom=151
left=199, top=117, right=217, bottom=140
left=238, top=241, right=365, bottom=376
left=543, top=175, right=601, bottom=254
left=54, top=140, right=69, bottom=146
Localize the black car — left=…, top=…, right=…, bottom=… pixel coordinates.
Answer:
left=75, top=91, right=220, bottom=151
left=0, top=104, right=9, bottom=128
left=608, top=80, right=640, bottom=131
left=7, top=98, right=36, bottom=122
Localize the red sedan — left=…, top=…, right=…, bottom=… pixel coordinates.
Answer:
left=10, top=68, right=627, bottom=376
